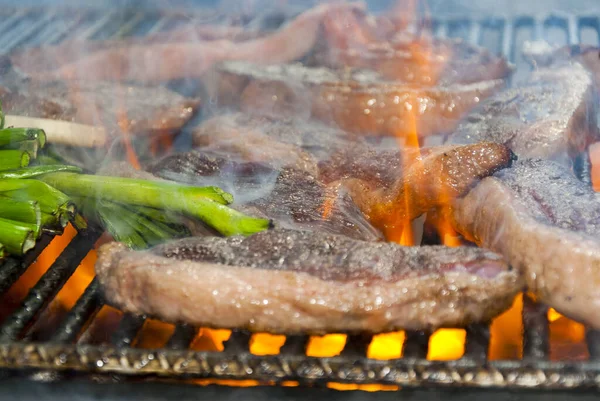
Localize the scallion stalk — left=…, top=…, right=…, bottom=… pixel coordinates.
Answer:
left=0, top=217, right=37, bottom=255
left=0, top=150, right=30, bottom=171
left=40, top=172, right=271, bottom=237
left=0, top=128, right=45, bottom=148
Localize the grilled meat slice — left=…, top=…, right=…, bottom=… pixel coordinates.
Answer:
left=192, top=112, right=363, bottom=162
left=147, top=151, right=382, bottom=241
left=312, top=6, right=513, bottom=85
left=446, top=63, right=598, bottom=163
left=216, top=61, right=504, bottom=137
left=15, top=3, right=364, bottom=83
left=0, top=80, right=200, bottom=137
left=451, top=159, right=600, bottom=329
left=336, top=142, right=514, bottom=241
left=96, top=229, right=522, bottom=334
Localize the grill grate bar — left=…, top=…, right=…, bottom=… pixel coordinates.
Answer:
left=223, top=330, right=252, bottom=353
left=166, top=324, right=198, bottom=350
left=0, top=10, right=30, bottom=38
left=340, top=334, right=372, bottom=357
left=0, top=234, right=53, bottom=297
left=501, top=20, right=513, bottom=61
left=0, top=230, right=100, bottom=342
left=402, top=331, right=430, bottom=359
left=522, top=294, right=550, bottom=360
left=36, top=15, right=88, bottom=46
left=111, top=314, right=145, bottom=348
left=50, top=279, right=102, bottom=344
left=77, top=11, right=120, bottom=41
left=0, top=12, right=58, bottom=53
left=463, top=324, right=490, bottom=360
left=279, top=335, right=309, bottom=355
left=587, top=329, right=600, bottom=360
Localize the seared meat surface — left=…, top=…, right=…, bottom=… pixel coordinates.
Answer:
left=11, top=3, right=364, bottom=83
left=0, top=80, right=200, bottom=137
left=96, top=229, right=523, bottom=334
left=451, top=159, right=600, bottom=329
left=147, top=151, right=382, bottom=241
left=192, top=112, right=363, bottom=162
left=447, top=62, right=598, bottom=163
left=336, top=142, right=514, bottom=240
left=217, top=61, right=505, bottom=137
left=313, top=7, right=513, bottom=85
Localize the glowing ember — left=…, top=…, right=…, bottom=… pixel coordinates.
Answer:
left=368, top=332, right=405, bottom=359
left=306, top=334, right=347, bottom=357
left=250, top=333, right=286, bottom=355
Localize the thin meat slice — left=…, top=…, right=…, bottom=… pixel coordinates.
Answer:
left=95, top=229, right=523, bottom=334
left=217, top=61, right=505, bottom=137
left=192, top=112, right=364, bottom=162
left=447, top=62, right=598, bottom=164
left=147, top=151, right=383, bottom=241
left=20, top=2, right=364, bottom=83
left=311, top=7, right=513, bottom=85
left=451, top=159, right=600, bottom=329
left=336, top=142, right=514, bottom=240
left=0, top=80, right=200, bottom=137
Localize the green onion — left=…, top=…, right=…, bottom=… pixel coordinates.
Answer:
left=40, top=172, right=271, bottom=236
left=0, top=217, right=37, bottom=255
left=38, top=172, right=233, bottom=205
left=5, top=139, right=39, bottom=159
left=0, top=150, right=30, bottom=171
left=0, top=128, right=45, bottom=148
left=0, top=198, right=41, bottom=233
left=0, top=165, right=82, bottom=179
left=0, top=179, right=75, bottom=218
left=72, top=213, right=88, bottom=231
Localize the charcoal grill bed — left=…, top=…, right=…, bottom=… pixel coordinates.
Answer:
left=0, top=3, right=600, bottom=399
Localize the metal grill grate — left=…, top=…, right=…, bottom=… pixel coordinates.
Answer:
left=0, top=6, right=598, bottom=391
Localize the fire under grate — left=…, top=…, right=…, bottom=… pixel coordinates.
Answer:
left=0, top=5, right=599, bottom=392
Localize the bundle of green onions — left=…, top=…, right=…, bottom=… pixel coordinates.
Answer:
left=0, top=102, right=271, bottom=258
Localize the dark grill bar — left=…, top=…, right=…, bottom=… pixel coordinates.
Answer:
left=0, top=4, right=598, bottom=395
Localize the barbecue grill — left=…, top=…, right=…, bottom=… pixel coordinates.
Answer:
left=1, top=1, right=600, bottom=400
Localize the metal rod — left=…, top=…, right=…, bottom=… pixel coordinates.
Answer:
left=402, top=331, right=430, bottom=359
left=522, top=293, right=550, bottom=360
left=50, top=279, right=103, bottom=344
left=574, top=150, right=593, bottom=186
left=469, top=21, right=481, bottom=45
left=166, top=324, right=198, bottom=350
left=502, top=19, right=514, bottom=61
left=223, top=330, right=252, bottom=353
left=111, top=314, right=146, bottom=348
left=463, top=324, right=490, bottom=360
left=279, top=335, right=309, bottom=355
left=0, top=12, right=57, bottom=52
left=0, top=234, right=53, bottom=297
left=340, top=334, right=372, bottom=358
left=586, top=329, right=600, bottom=360
left=0, top=230, right=101, bottom=342
left=77, top=10, right=119, bottom=40
left=567, top=15, right=579, bottom=45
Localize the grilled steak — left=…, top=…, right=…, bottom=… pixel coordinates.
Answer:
left=451, top=159, right=600, bottom=329
left=96, top=229, right=522, bottom=334
left=15, top=3, right=364, bottom=83
left=312, top=6, right=513, bottom=85
left=336, top=142, right=514, bottom=241
left=216, top=61, right=505, bottom=137
left=0, top=80, right=200, bottom=137
left=192, top=112, right=363, bottom=162
left=446, top=62, right=598, bottom=163
left=147, top=151, right=382, bottom=241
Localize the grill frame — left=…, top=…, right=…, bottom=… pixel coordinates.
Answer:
left=0, top=5, right=599, bottom=392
